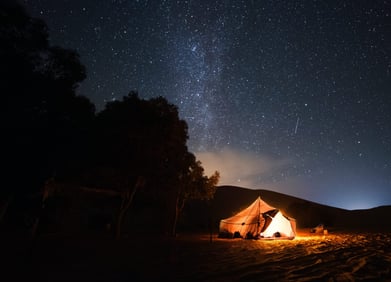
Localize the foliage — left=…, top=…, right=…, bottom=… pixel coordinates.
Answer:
left=0, top=1, right=219, bottom=237
left=83, top=92, right=220, bottom=236
left=1, top=1, right=95, bottom=197
left=170, top=152, right=220, bottom=235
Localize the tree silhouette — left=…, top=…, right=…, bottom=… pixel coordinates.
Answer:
left=0, top=1, right=95, bottom=229
left=0, top=1, right=219, bottom=237
left=78, top=93, right=220, bottom=238
left=82, top=93, right=187, bottom=238
left=171, top=153, right=220, bottom=236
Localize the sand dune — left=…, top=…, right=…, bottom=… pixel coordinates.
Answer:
left=184, top=186, right=391, bottom=232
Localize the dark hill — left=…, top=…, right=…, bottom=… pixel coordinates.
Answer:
left=182, top=185, right=391, bottom=233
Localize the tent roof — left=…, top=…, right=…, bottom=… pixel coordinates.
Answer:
left=221, top=196, right=276, bottom=223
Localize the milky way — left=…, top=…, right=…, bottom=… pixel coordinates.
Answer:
left=22, top=0, right=391, bottom=209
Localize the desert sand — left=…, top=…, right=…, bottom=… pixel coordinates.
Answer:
left=1, top=230, right=390, bottom=281
left=170, top=231, right=391, bottom=281
left=2, top=186, right=391, bottom=281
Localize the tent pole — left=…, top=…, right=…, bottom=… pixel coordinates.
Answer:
left=257, top=196, right=260, bottom=236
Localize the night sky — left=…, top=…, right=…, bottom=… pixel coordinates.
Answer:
left=21, top=0, right=391, bottom=210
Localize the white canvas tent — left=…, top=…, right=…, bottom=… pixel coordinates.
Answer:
left=218, top=196, right=296, bottom=239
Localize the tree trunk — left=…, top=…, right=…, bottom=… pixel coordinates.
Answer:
left=115, top=176, right=144, bottom=240
left=171, top=194, right=185, bottom=237
left=0, top=194, right=13, bottom=224
left=171, top=196, right=180, bottom=237
left=31, top=217, right=40, bottom=238
left=115, top=201, right=128, bottom=240
left=208, top=201, right=213, bottom=243
left=31, top=178, right=54, bottom=238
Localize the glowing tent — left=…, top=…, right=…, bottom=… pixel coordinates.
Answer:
left=218, top=196, right=296, bottom=239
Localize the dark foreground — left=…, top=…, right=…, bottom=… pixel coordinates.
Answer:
left=1, top=231, right=391, bottom=281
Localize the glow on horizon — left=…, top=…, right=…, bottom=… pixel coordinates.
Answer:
left=196, top=147, right=388, bottom=210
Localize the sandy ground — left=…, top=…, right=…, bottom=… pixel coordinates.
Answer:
left=2, top=230, right=391, bottom=281
left=169, top=231, right=391, bottom=281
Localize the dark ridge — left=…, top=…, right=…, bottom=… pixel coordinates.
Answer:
left=182, top=185, right=391, bottom=233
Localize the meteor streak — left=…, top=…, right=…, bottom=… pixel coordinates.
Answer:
left=294, top=117, right=300, bottom=134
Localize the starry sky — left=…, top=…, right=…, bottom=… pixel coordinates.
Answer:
left=21, top=0, right=391, bottom=210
